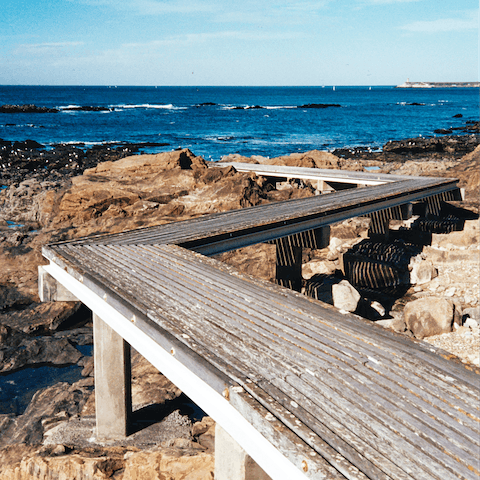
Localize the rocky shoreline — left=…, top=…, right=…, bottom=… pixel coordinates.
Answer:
left=0, top=129, right=478, bottom=479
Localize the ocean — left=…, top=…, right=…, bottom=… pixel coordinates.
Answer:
left=0, top=85, right=478, bottom=161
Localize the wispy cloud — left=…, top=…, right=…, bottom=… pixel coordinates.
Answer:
left=123, top=30, right=302, bottom=49
left=14, top=42, right=85, bottom=54
left=70, top=0, right=219, bottom=15
left=400, top=11, right=478, bottom=33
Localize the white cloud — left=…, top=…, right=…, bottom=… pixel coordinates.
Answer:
left=400, top=13, right=478, bottom=33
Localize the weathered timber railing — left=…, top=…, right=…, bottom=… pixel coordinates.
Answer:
left=39, top=165, right=479, bottom=480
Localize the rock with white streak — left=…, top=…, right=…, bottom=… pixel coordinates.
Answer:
left=464, top=307, right=480, bottom=325
left=409, top=255, right=437, bottom=285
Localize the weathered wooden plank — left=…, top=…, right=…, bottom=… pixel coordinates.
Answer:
left=254, top=379, right=412, bottom=480
left=61, top=240, right=480, bottom=428
left=68, top=244, right=480, bottom=480
left=41, top=263, right=316, bottom=480
left=52, top=249, right=368, bottom=478
left=276, top=376, right=464, bottom=480
left=46, top=244, right=480, bottom=480
left=126, top=248, right=476, bottom=458
left=128, top=244, right=479, bottom=403
left=228, top=385, right=351, bottom=480
left=71, top=248, right=412, bottom=476
left=75, top=242, right=480, bottom=414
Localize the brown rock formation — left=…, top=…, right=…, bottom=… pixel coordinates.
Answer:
left=0, top=142, right=478, bottom=478
left=221, top=149, right=364, bottom=171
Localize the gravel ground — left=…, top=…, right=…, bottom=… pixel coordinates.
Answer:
left=423, top=323, right=480, bottom=367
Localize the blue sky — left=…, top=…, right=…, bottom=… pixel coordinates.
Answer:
left=1, top=0, right=478, bottom=86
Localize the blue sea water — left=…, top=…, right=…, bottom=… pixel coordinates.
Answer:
left=0, top=364, right=84, bottom=415
left=0, top=85, right=478, bottom=161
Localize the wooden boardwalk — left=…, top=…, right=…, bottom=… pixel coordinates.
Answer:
left=210, top=161, right=415, bottom=185
left=40, top=166, right=479, bottom=480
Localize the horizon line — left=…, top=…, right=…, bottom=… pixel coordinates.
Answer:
left=1, top=82, right=478, bottom=89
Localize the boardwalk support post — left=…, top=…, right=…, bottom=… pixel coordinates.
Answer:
left=38, top=266, right=79, bottom=302
left=214, top=424, right=272, bottom=480
left=93, top=313, right=132, bottom=439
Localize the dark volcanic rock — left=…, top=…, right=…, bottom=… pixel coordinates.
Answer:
left=0, top=141, right=142, bottom=186
left=0, top=336, right=82, bottom=374
left=298, top=103, right=341, bottom=109
left=12, top=140, right=45, bottom=150
left=458, top=121, right=479, bottom=133
left=0, top=302, right=84, bottom=335
left=0, top=105, right=58, bottom=114
left=383, top=135, right=480, bottom=156
left=332, top=146, right=376, bottom=159
left=0, top=283, right=32, bottom=311
left=61, top=106, right=112, bottom=112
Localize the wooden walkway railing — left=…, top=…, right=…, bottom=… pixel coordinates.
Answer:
left=39, top=165, right=479, bottom=480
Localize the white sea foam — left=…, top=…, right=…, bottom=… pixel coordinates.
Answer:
left=222, top=105, right=296, bottom=110
left=112, top=103, right=185, bottom=110
left=53, top=140, right=120, bottom=146
left=1, top=124, right=43, bottom=128
left=264, top=106, right=296, bottom=109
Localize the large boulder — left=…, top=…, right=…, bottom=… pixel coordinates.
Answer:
left=404, top=297, right=457, bottom=338
left=0, top=178, right=69, bottom=226
left=332, top=280, right=361, bottom=312
left=409, top=255, right=437, bottom=285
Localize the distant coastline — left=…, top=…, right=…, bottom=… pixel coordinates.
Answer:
left=396, top=79, right=480, bottom=88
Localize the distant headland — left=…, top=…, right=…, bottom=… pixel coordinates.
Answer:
left=396, top=79, right=480, bottom=88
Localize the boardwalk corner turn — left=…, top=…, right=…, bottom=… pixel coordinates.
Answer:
left=39, top=164, right=479, bottom=480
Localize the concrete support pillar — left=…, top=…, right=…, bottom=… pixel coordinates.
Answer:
left=275, top=236, right=303, bottom=292
left=214, top=424, right=271, bottom=480
left=399, top=203, right=413, bottom=220
left=93, top=313, right=132, bottom=439
left=316, top=179, right=334, bottom=194
left=38, top=266, right=79, bottom=302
